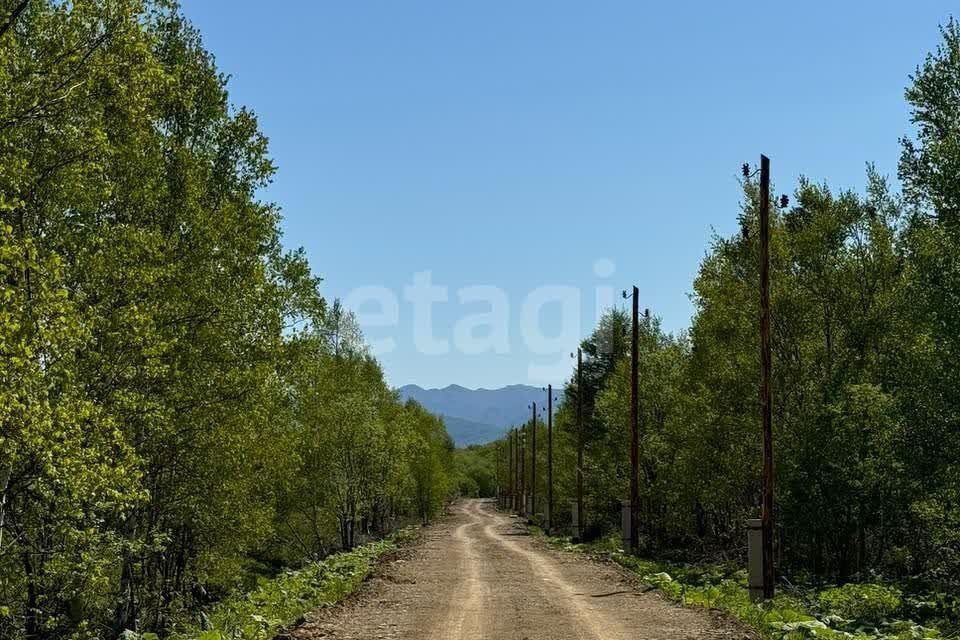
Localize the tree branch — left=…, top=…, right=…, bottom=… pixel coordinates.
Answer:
left=0, top=0, right=30, bottom=40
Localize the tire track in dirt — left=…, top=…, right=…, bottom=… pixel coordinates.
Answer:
left=427, top=511, right=484, bottom=639
left=476, top=501, right=628, bottom=640
left=292, top=499, right=753, bottom=640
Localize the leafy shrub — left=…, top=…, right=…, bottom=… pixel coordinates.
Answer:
left=643, top=572, right=683, bottom=600
left=168, top=531, right=412, bottom=640
left=818, top=583, right=902, bottom=622
left=541, top=530, right=946, bottom=639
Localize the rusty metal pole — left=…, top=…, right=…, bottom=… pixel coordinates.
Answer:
left=512, top=429, right=518, bottom=511
left=547, top=384, right=553, bottom=534
left=512, top=429, right=519, bottom=513
left=759, top=154, right=775, bottom=599
left=630, top=286, right=639, bottom=553
left=510, top=428, right=520, bottom=511
left=506, top=437, right=511, bottom=509
left=576, top=348, right=584, bottom=542
left=519, top=425, right=526, bottom=516
left=531, top=402, right=537, bottom=519
left=503, top=440, right=508, bottom=507
left=496, top=441, right=501, bottom=506
left=508, top=430, right=514, bottom=509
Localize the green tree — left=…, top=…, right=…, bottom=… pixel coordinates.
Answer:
left=897, top=17, right=960, bottom=583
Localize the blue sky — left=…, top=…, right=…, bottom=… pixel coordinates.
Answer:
left=181, top=1, right=952, bottom=390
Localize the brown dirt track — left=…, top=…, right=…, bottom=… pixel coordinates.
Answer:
left=290, top=499, right=753, bottom=640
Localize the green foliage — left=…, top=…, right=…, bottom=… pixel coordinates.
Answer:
left=453, top=444, right=498, bottom=497
left=492, top=25, right=960, bottom=634
left=169, top=533, right=409, bottom=640
left=819, top=584, right=902, bottom=623
left=542, top=533, right=941, bottom=640
left=0, top=2, right=456, bottom=638
left=3, top=0, right=960, bottom=637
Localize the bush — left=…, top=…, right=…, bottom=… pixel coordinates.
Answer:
left=168, top=531, right=412, bottom=640
left=818, top=583, right=902, bottom=622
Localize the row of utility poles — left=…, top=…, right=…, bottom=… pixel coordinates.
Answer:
left=500, top=378, right=569, bottom=537
left=497, top=154, right=776, bottom=600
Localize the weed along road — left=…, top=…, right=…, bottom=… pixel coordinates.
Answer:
left=290, top=499, right=750, bottom=639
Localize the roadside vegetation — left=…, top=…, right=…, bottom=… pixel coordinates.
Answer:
left=160, top=528, right=414, bottom=640
left=0, top=3, right=455, bottom=639
left=540, top=531, right=950, bottom=639
left=494, top=18, right=960, bottom=639
left=453, top=445, right=498, bottom=498
left=4, top=0, right=960, bottom=638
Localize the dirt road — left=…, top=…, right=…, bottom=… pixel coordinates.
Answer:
left=292, top=499, right=750, bottom=639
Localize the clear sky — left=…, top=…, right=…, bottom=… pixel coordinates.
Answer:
left=181, top=1, right=952, bottom=390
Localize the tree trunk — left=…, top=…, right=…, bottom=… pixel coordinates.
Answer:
left=23, top=551, right=40, bottom=640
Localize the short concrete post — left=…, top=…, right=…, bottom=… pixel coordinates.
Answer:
left=620, top=500, right=632, bottom=551
left=570, top=498, right=581, bottom=541
left=747, top=518, right=763, bottom=601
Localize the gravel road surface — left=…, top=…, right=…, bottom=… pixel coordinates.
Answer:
left=291, top=499, right=752, bottom=639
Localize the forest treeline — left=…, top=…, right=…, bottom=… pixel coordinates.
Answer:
left=485, top=19, right=960, bottom=594
left=0, top=2, right=456, bottom=639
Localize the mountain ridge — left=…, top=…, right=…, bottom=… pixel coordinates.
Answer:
left=397, top=383, right=546, bottom=446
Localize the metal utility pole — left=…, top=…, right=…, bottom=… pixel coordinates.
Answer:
left=759, top=154, right=775, bottom=599
left=514, top=429, right=521, bottom=513
left=547, top=384, right=554, bottom=534
left=502, top=441, right=507, bottom=507
left=519, top=426, right=526, bottom=516
left=510, top=429, right=520, bottom=509
left=629, top=286, right=639, bottom=553
left=576, top=347, right=584, bottom=542
left=507, top=429, right=516, bottom=507
left=496, top=441, right=501, bottom=505
left=530, top=402, right=537, bottom=518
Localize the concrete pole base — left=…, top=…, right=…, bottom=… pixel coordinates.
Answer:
left=746, top=518, right=764, bottom=601
left=620, top=500, right=633, bottom=551
left=570, top=499, right=583, bottom=542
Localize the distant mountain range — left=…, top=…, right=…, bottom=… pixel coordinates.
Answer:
left=398, top=384, right=545, bottom=446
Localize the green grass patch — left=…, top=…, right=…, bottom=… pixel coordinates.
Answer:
left=537, top=531, right=945, bottom=640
